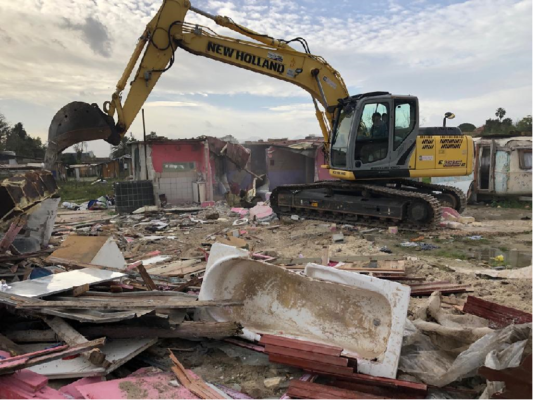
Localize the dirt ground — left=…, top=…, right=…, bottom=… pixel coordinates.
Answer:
left=71, top=202, right=531, bottom=398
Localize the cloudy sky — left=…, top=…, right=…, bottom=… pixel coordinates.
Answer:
left=0, top=0, right=531, bottom=156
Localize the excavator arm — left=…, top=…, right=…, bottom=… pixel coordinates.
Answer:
left=45, top=0, right=349, bottom=167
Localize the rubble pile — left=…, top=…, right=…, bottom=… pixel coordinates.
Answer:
left=0, top=186, right=531, bottom=399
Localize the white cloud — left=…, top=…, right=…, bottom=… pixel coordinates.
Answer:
left=0, top=0, right=530, bottom=156
left=144, top=101, right=200, bottom=107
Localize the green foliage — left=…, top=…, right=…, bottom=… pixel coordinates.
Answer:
left=0, top=114, right=46, bottom=159
left=0, top=113, right=10, bottom=150
left=516, top=115, right=532, bottom=133
left=458, top=123, right=476, bottom=132
left=58, top=179, right=117, bottom=202
left=489, top=198, right=531, bottom=209
left=111, top=134, right=136, bottom=159
left=495, top=107, right=506, bottom=121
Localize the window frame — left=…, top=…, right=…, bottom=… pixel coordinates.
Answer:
left=518, top=149, right=532, bottom=170
left=393, top=100, right=416, bottom=151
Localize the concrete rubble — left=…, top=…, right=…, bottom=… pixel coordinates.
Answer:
left=0, top=172, right=531, bottom=399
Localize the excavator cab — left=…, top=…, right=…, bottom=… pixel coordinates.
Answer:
left=330, top=92, right=419, bottom=179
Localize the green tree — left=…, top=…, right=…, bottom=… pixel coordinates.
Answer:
left=147, top=131, right=158, bottom=140
left=0, top=112, right=11, bottom=151
left=111, top=134, right=136, bottom=158
left=495, top=108, right=506, bottom=122
left=73, top=142, right=87, bottom=163
left=516, top=115, right=532, bottom=132
left=458, top=123, right=476, bottom=132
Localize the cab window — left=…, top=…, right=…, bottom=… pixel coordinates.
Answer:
left=393, top=101, right=416, bottom=150
left=331, top=106, right=354, bottom=168
left=354, top=102, right=389, bottom=164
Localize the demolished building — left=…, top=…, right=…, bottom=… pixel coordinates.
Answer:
left=244, top=136, right=333, bottom=191
left=128, top=136, right=251, bottom=205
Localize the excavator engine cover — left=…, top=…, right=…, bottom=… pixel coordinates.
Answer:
left=45, top=102, right=120, bottom=166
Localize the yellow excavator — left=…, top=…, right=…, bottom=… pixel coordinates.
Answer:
left=45, top=0, right=473, bottom=229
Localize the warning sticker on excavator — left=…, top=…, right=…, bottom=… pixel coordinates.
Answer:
left=267, top=52, right=284, bottom=62
left=419, top=155, right=433, bottom=161
left=322, top=76, right=337, bottom=89
left=439, top=160, right=465, bottom=167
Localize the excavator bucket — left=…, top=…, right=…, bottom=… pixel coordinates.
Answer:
left=44, top=102, right=120, bottom=168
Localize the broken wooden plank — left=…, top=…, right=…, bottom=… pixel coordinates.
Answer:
left=169, top=350, right=220, bottom=399
left=0, top=249, right=53, bottom=263
left=5, top=330, right=57, bottom=343
left=0, top=338, right=105, bottom=375
left=268, top=354, right=355, bottom=376
left=224, top=338, right=266, bottom=353
left=16, top=299, right=243, bottom=310
left=260, top=334, right=343, bottom=356
left=45, top=256, right=123, bottom=272
left=136, top=264, right=157, bottom=290
left=265, top=344, right=349, bottom=367
left=79, top=322, right=242, bottom=340
left=336, top=373, right=428, bottom=393
left=0, top=333, right=26, bottom=356
left=43, top=317, right=109, bottom=367
left=25, top=338, right=157, bottom=379
left=174, top=276, right=203, bottom=292
left=463, top=296, right=532, bottom=328
left=0, top=216, right=26, bottom=254
left=332, top=378, right=427, bottom=399
left=72, top=284, right=90, bottom=297
left=287, top=380, right=385, bottom=399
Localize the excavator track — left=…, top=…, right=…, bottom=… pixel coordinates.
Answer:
left=271, top=181, right=442, bottom=231
left=389, top=179, right=467, bottom=213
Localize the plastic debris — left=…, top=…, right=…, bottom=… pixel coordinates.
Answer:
left=466, top=235, right=483, bottom=240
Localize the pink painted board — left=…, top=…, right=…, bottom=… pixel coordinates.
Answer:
left=60, top=377, right=104, bottom=399
left=76, top=372, right=199, bottom=399
left=0, top=368, right=67, bottom=399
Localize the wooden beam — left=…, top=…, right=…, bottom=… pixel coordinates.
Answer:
left=136, top=264, right=157, bottom=290
left=79, top=322, right=242, bottom=340
left=4, top=330, right=57, bottom=343
left=169, top=350, right=221, bottom=399
left=43, top=317, right=109, bottom=367
left=16, top=299, right=243, bottom=310
left=0, top=337, right=106, bottom=375
left=72, top=284, right=90, bottom=297
left=45, top=256, right=123, bottom=272
left=0, top=333, right=26, bottom=356
left=265, top=344, right=349, bottom=367
left=0, top=216, right=26, bottom=254
left=287, top=380, right=385, bottom=399
left=260, top=334, right=343, bottom=356
left=463, top=296, right=532, bottom=328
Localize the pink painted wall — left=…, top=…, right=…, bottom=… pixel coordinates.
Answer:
left=150, top=142, right=206, bottom=173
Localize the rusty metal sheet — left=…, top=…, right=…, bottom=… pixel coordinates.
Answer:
left=207, top=137, right=250, bottom=170
left=0, top=171, right=58, bottom=227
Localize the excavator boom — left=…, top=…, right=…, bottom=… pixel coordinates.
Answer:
left=45, top=0, right=348, bottom=167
